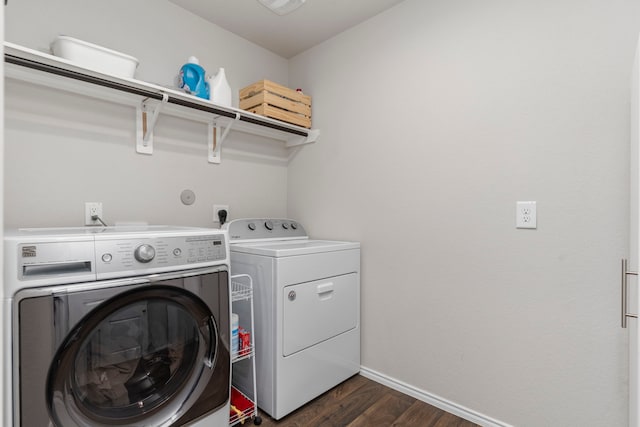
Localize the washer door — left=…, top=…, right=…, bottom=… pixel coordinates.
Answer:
left=46, top=285, right=217, bottom=427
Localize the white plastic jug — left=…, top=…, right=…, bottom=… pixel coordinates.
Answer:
left=231, top=312, right=239, bottom=354
left=208, top=67, right=232, bottom=107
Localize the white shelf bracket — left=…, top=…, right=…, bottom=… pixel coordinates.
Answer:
left=208, top=112, right=241, bottom=164
left=286, top=128, right=320, bottom=148
left=136, top=94, right=169, bottom=155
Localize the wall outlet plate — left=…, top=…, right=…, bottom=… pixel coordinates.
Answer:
left=213, top=204, right=229, bottom=223
left=85, top=202, right=103, bottom=226
left=516, top=201, right=536, bottom=229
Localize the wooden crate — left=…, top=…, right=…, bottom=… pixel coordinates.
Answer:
left=239, top=80, right=311, bottom=128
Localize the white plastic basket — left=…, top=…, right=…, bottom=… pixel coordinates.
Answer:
left=51, top=35, right=139, bottom=78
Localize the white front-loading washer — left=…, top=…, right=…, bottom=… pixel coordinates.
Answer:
left=224, top=218, right=360, bottom=420
left=3, top=226, right=232, bottom=427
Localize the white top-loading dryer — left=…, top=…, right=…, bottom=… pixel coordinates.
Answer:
left=224, top=219, right=360, bottom=420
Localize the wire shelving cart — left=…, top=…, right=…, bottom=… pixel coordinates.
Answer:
left=229, top=274, right=262, bottom=426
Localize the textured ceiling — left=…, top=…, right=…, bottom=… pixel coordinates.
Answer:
left=169, top=0, right=407, bottom=58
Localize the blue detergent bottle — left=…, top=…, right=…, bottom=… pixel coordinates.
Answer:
left=178, top=56, right=209, bottom=99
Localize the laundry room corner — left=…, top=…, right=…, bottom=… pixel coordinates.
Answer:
left=287, top=0, right=640, bottom=425
left=4, top=0, right=640, bottom=425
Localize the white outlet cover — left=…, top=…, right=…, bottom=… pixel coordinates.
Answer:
left=84, top=202, right=103, bottom=226
left=516, top=201, right=537, bottom=229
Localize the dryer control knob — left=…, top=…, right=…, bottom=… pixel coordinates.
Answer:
left=264, top=220, right=274, bottom=231
left=134, top=244, right=156, bottom=263
left=248, top=222, right=256, bottom=231
left=282, top=223, right=289, bottom=229
left=290, top=222, right=298, bottom=230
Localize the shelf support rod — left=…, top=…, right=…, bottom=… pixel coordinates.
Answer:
left=144, top=93, right=168, bottom=142
left=136, top=93, right=168, bottom=155
left=208, top=112, right=241, bottom=164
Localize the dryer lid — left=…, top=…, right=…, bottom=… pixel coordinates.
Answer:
left=230, top=239, right=359, bottom=257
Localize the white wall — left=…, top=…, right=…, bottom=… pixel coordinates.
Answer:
left=288, top=0, right=640, bottom=425
left=5, top=0, right=640, bottom=425
left=1, top=3, right=5, bottom=426
left=4, top=0, right=290, bottom=228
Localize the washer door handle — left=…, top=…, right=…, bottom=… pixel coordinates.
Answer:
left=288, top=290, right=296, bottom=301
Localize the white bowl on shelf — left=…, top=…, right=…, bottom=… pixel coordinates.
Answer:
left=51, top=35, right=139, bottom=78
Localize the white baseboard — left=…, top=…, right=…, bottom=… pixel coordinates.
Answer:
left=359, top=366, right=512, bottom=427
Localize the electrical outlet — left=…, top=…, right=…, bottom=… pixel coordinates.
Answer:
left=516, top=201, right=537, bottom=229
left=85, top=202, right=103, bottom=226
left=213, top=204, right=229, bottom=223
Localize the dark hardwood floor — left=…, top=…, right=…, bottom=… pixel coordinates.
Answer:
left=253, top=374, right=480, bottom=427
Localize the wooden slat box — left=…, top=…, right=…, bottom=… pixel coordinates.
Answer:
left=239, top=80, right=311, bottom=128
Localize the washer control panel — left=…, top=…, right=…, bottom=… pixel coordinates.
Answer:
left=95, top=234, right=226, bottom=275
left=8, top=226, right=228, bottom=285
left=226, top=218, right=307, bottom=241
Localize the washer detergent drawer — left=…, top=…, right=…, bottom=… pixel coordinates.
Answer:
left=283, top=273, right=358, bottom=357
